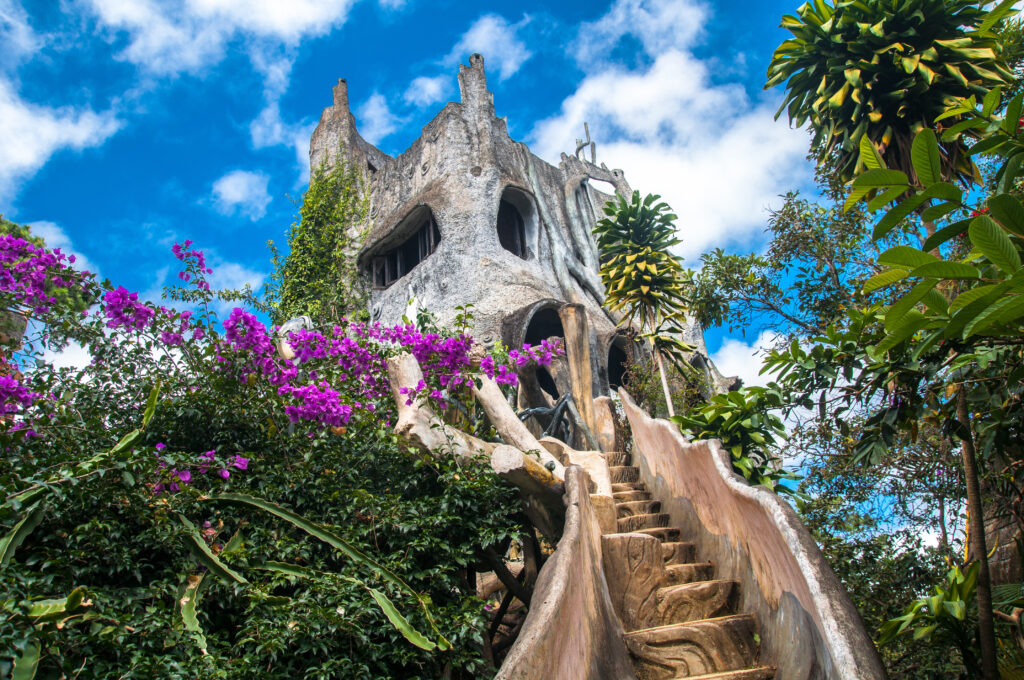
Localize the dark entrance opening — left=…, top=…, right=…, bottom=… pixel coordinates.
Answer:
left=497, top=199, right=527, bottom=259
left=524, top=307, right=563, bottom=347
left=608, top=340, right=628, bottom=390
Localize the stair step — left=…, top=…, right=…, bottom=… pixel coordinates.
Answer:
left=606, top=451, right=632, bottom=466
left=662, top=542, right=697, bottom=565
left=614, top=490, right=652, bottom=503
left=624, top=615, right=760, bottom=679
left=612, top=482, right=647, bottom=493
left=632, top=526, right=681, bottom=542
left=616, top=500, right=662, bottom=518
left=617, top=513, right=671, bottom=532
left=655, top=580, right=739, bottom=625
left=609, top=465, right=640, bottom=483
left=678, top=667, right=775, bottom=680
left=664, top=562, right=716, bottom=585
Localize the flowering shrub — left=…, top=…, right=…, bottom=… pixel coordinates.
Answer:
left=0, top=232, right=554, bottom=677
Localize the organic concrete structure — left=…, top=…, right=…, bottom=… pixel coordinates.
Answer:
left=309, top=54, right=727, bottom=407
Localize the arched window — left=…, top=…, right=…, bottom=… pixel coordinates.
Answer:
left=370, top=208, right=441, bottom=289
left=497, top=199, right=526, bottom=258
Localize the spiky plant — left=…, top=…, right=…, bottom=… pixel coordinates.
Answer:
left=766, top=0, right=1016, bottom=184
left=594, top=191, right=691, bottom=415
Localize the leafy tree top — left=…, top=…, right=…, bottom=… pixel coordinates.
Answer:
left=767, top=0, right=1016, bottom=183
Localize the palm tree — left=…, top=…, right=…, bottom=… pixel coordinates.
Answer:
left=594, top=191, right=691, bottom=416
left=767, top=0, right=1015, bottom=184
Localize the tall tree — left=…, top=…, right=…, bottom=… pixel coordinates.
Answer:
left=767, top=0, right=1015, bottom=184
left=594, top=191, right=691, bottom=416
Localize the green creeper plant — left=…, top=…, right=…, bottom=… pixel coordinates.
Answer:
left=593, top=191, right=692, bottom=416
left=767, top=0, right=1016, bottom=184
left=268, top=151, right=370, bottom=325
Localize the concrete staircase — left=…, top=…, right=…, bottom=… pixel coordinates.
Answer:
left=604, top=452, right=775, bottom=680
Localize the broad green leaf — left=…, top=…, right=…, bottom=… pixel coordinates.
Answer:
left=12, top=639, right=40, bottom=680
left=989, top=194, right=1024, bottom=237
left=998, top=153, right=1024, bottom=195
left=0, top=503, right=44, bottom=567
left=969, top=215, right=1021, bottom=273
left=1002, top=93, right=1024, bottom=135
left=951, top=284, right=1006, bottom=312
left=907, top=262, right=981, bottom=279
left=143, top=381, right=160, bottom=428
left=368, top=588, right=436, bottom=651
left=852, top=168, right=909, bottom=189
left=982, top=86, right=1003, bottom=116
left=979, top=0, right=1017, bottom=32
left=923, top=219, right=971, bottom=252
left=180, top=574, right=207, bottom=651
left=965, top=294, right=1024, bottom=336
left=179, top=515, right=247, bottom=584
left=885, top=280, right=937, bottom=332
left=911, top=129, right=941, bottom=186
left=920, top=201, right=960, bottom=223
left=876, top=311, right=928, bottom=353
left=940, top=118, right=986, bottom=142
left=859, top=134, right=886, bottom=170
left=109, top=429, right=141, bottom=455
left=863, top=268, right=909, bottom=293
left=877, top=246, right=938, bottom=269
left=873, top=193, right=927, bottom=240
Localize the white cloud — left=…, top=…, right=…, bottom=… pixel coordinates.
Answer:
left=27, top=221, right=100, bottom=276
left=710, top=330, right=781, bottom=388
left=571, top=0, right=707, bottom=65
left=85, top=0, right=356, bottom=75
left=0, top=0, right=41, bottom=70
left=0, top=79, right=121, bottom=205
left=530, top=49, right=810, bottom=261
left=446, top=14, right=532, bottom=81
left=42, top=339, right=93, bottom=372
left=404, top=75, right=449, bottom=107
left=357, top=92, right=401, bottom=144
left=211, top=170, right=272, bottom=221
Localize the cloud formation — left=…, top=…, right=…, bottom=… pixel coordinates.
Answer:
left=445, top=14, right=532, bottom=81
left=531, top=0, right=811, bottom=262
left=211, top=170, right=272, bottom=221
left=357, top=92, right=402, bottom=144
left=404, top=75, right=450, bottom=107
left=0, top=80, right=121, bottom=206
left=710, top=330, right=781, bottom=388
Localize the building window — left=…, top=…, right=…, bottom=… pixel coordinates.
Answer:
left=497, top=199, right=526, bottom=259
left=371, top=212, right=441, bottom=289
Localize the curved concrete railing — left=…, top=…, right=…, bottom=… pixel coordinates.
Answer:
left=496, top=465, right=636, bottom=680
left=619, top=389, right=886, bottom=679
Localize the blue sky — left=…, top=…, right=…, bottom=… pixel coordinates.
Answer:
left=1, top=0, right=819, bottom=381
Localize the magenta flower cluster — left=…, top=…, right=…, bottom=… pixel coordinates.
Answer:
left=0, top=234, right=83, bottom=315
left=0, top=367, right=42, bottom=415
left=153, top=444, right=250, bottom=494
left=172, top=239, right=212, bottom=291
left=104, top=286, right=155, bottom=331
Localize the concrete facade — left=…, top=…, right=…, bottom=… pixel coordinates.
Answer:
left=309, top=54, right=720, bottom=399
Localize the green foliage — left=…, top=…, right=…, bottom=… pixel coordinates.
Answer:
left=767, top=0, right=1016, bottom=182
left=594, top=191, right=688, bottom=331
left=0, top=280, right=520, bottom=678
left=691, top=169, right=878, bottom=338
left=671, top=386, right=801, bottom=494
left=268, top=153, right=370, bottom=325
left=879, top=563, right=982, bottom=673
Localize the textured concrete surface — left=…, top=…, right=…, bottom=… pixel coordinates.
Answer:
left=619, top=389, right=887, bottom=680
left=308, top=54, right=718, bottom=400
left=496, top=466, right=637, bottom=680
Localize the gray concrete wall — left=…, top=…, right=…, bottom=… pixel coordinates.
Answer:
left=619, top=389, right=887, bottom=680
left=496, top=465, right=637, bottom=680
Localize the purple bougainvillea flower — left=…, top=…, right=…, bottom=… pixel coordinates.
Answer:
left=155, top=442, right=166, bottom=451
left=219, top=469, right=230, bottom=479
left=176, top=469, right=191, bottom=483
left=230, top=455, right=249, bottom=470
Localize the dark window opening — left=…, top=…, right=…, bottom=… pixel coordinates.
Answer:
left=371, top=213, right=440, bottom=289
left=497, top=199, right=527, bottom=259
left=537, top=367, right=558, bottom=400
left=608, top=341, right=628, bottom=390
left=524, top=307, right=564, bottom=346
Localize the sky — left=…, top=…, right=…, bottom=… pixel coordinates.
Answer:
left=1, top=0, right=820, bottom=381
